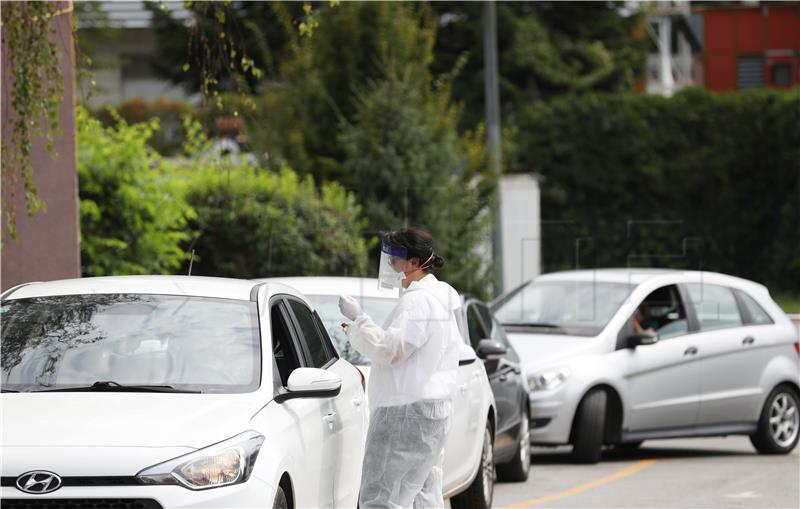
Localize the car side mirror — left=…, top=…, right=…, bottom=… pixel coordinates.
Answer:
left=275, top=368, right=342, bottom=403
left=476, top=339, right=507, bottom=360
left=627, top=331, right=659, bottom=348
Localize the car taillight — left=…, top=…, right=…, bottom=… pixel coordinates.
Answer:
left=355, top=366, right=366, bottom=392
left=794, top=342, right=800, bottom=355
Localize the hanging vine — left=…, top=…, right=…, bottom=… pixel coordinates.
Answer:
left=1, top=1, right=67, bottom=239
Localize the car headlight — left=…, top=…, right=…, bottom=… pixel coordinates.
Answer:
left=137, top=431, right=264, bottom=490
left=528, top=368, right=571, bottom=391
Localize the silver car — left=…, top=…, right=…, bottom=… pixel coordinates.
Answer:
left=492, top=269, right=800, bottom=463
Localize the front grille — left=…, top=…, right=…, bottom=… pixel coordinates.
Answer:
left=2, top=499, right=163, bottom=509
left=2, top=477, right=142, bottom=488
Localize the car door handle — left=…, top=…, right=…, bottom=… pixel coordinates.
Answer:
left=351, top=396, right=362, bottom=407
left=742, top=336, right=755, bottom=345
left=498, top=374, right=508, bottom=383
left=323, top=412, right=336, bottom=430
left=684, top=346, right=699, bottom=356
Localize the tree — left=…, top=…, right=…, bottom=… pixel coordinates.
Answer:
left=429, top=1, right=648, bottom=129
left=145, top=1, right=305, bottom=95
left=339, top=73, right=495, bottom=297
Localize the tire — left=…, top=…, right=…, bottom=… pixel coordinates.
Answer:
left=571, top=389, right=607, bottom=464
left=273, top=485, right=289, bottom=509
left=496, top=409, right=531, bottom=482
left=450, top=424, right=495, bottom=509
left=750, top=384, right=800, bottom=455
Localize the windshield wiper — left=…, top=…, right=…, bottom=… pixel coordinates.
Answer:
left=1, top=388, right=20, bottom=393
left=35, top=381, right=201, bottom=393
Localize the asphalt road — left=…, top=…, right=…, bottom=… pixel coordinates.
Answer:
left=487, top=437, right=799, bottom=509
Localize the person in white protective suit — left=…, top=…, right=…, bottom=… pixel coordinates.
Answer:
left=338, top=227, right=463, bottom=509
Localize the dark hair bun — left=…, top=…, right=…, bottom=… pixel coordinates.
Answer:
left=431, top=254, right=445, bottom=269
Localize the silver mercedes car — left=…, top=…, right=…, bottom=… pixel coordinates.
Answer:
left=492, top=269, right=800, bottom=463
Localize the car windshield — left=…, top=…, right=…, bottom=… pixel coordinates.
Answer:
left=307, top=294, right=398, bottom=366
left=493, top=280, right=634, bottom=337
left=1, top=294, right=261, bottom=393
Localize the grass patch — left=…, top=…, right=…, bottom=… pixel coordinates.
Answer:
left=774, top=294, right=800, bottom=315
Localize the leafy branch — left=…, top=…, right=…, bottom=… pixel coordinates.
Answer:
left=1, top=1, right=66, bottom=239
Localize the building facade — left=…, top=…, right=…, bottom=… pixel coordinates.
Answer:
left=700, top=3, right=800, bottom=91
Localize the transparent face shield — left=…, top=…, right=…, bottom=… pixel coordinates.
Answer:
left=378, top=243, right=408, bottom=290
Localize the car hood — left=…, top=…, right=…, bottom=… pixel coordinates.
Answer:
left=505, top=332, right=603, bottom=374
left=1, top=391, right=268, bottom=449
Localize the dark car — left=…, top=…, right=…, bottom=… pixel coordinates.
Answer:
left=460, top=295, right=531, bottom=482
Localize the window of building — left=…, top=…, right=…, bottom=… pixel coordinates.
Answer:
left=737, top=56, right=764, bottom=89
left=771, top=63, right=792, bottom=86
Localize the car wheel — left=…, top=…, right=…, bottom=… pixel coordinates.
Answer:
left=450, top=424, right=494, bottom=509
left=571, top=389, right=607, bottom=464
left=273, top=485, right=289, bottom=509
left=496, top=409, right=531, bottom=482
left=750, top=384, right=800, bottom=454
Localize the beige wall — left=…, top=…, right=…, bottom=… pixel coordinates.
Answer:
left=1, top=2, right=81, bottom=291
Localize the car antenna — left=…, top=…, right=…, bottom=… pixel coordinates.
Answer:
left=185, top=235, right=200, bottom=276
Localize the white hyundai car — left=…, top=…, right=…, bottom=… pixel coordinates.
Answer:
left=492, top=269, right=800, bottom=463
left=260, top=277, right=498, bottom=509
left=1, top=276, right=368, bottom=508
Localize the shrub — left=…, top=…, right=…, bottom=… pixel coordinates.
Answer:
left=176, top=163, right=369, bottom=279
left=77, top=107, right=194, bottom=276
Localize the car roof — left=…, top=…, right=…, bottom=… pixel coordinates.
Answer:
left=528, top=268, right=768, bottom=295
left=535, top=268, right=681, bottom=285
left=3, top=275, right=263, bottom=301
left=258, top=276, right=400, bottom=299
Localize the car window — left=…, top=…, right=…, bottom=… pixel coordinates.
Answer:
left=1, top=294, right=260, bottom=393
left=306, top=295, right=398, bottom=366
left=735, top=290, right=774, bottom=325
left=686, top=283, right=743, bottom=331
left=289, top=300, right=335, bottom=369
left=494, top=280, right=634, bottom=337
left=466, top=304, right=489, bottom=349
left=477, top=303, right=510, bottom=347
left=632, top=284, right=689, bottom=339
left=271, top=302, right=302, bottom=387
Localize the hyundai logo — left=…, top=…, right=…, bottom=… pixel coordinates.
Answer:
left=16, top=471, right=62, bottom=494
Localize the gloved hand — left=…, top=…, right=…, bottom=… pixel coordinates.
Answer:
left=339, top=295, right=363, bottom=321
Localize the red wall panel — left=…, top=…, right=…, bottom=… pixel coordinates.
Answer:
left=706, top=11, right=735, bottom=52
left=767, top=6, right=800, bottom=50
left=735, top=9, right=764, bottom=53
left=705, top=55, right=737, bottom=90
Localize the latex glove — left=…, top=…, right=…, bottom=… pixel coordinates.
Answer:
left=339, top=295, right=363, bottom=321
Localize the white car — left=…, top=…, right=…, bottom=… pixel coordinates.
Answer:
left=492, top=269, right=800, bottom=463
left=260, top=277, right=498, bottom=509
left=1, top=275, right=368, bottom=508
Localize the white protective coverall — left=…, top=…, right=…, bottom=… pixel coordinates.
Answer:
left=345, top=274, right=463, bottom=509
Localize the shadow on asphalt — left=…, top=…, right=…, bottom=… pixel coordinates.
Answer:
left=530, top=445, right=756, bottom=465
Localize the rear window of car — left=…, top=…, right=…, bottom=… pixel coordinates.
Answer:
left=1, top=294, right=261, bottom=393
left=735, top=290, right=774, bottom=325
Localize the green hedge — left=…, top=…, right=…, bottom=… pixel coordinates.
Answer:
left=176, top=164, right=369, bottom=279
left=513, top=87, right=800, bottom=294
left=78, top=108, right=368, bottom=279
